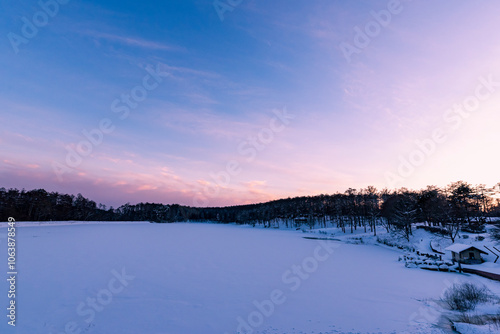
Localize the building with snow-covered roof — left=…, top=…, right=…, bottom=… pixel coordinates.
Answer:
left=445, top=244, right=488, bottom=264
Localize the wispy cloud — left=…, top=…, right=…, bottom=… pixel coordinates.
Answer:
left=147, top=104, right=266, bottom=140
left=154, top=63, right=219, bottom=79
left=84, top=31, right=184, bottom=52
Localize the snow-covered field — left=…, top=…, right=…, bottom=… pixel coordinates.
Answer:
left=1, top=222, right=499, bottom=333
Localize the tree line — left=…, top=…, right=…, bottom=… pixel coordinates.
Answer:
left=1, top=182, right=499, bottom=241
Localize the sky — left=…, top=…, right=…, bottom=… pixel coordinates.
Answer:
left=1, top=0, right=499, bottom=208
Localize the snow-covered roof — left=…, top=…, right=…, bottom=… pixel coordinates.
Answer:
left=445, top=243, right=486, bottom=254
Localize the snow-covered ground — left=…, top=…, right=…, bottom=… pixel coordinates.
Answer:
left=0, top=222, right=499, bottom=333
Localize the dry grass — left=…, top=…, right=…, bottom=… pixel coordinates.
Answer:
left=442, top=282, right=492, bottom=311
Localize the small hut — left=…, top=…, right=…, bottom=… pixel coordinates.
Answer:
left=445, top=244, right=488, bottom=264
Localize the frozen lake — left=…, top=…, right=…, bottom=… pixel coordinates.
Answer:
left=0, top=222, right=489, bottom=333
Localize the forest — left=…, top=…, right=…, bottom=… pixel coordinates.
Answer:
left=1, top=181, right=499, bottom=241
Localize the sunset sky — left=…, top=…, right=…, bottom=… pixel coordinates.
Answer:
left=1, top=0, right=499, bottom=207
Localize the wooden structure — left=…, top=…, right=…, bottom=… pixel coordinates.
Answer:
left=445, top=244, right=488, bottom=264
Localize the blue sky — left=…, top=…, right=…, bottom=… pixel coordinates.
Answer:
left=1, top=0, right=499, bottom=207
